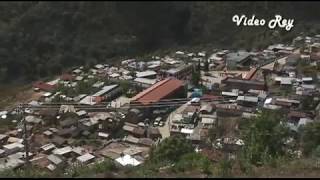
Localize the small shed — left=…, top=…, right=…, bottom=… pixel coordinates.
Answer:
left=115, top=154, right=142, bottom=167
left=47, top=154, right=63, bottom=166
left=43, top=130, right=53, bottom=137
left=52, top=146, right=73, bottom=157
left=76, top=153, right=95, bottom=164
left=40, top=143, right=56, bottom=153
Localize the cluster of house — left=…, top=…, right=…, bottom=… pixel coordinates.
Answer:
left=0, top=34, right=320, bottom=172
left=0, top=104, right=160, bottom=171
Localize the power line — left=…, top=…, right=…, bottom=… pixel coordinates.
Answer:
left=18, top=96, right=223, bottom=106
left=25, top=98, right=217, bottom=108
left=17, top=103, right=30, bottom=166
left=23, top=97, right=222, bottom=106
left=1, top=102, right=220, bottom=112
left=0, top=96, right=224, bottom=112
left=18, top=98, right=221, bottom=107
left=0, top=98, right=223, bottom=108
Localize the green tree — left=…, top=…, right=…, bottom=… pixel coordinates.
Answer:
left=64, top=159, right=116, bottom=177
left=301, top=96, right=318, bottom=111
left=218, top=158, right=233, bottom=177
left=149, top=135, right=194, bottom=163
left=191, top=68, right=201, bottom=87
left=241, top=110, right=290, bottom=165
left=301, top=122, right=320, bottom=156
left=119, top=80, right=130, bottom=94
left=0, top=166, right=50, bottom=178
left=312, top=145, right=320, bottom=158
left=172, top=152, right=212, bottom=175
left=208, top=124, right=224, bottom=144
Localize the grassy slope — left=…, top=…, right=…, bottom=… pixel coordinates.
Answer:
left=0, top=84, right=33, bottom=109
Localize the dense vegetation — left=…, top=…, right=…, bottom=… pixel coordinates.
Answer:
left=240, top=110, right=291, bottom=166
left=300, top=122, right=320, bottom=156
left=0, top=2, right=320, bottom=83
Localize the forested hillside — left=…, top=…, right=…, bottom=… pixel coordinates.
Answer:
left=0, top=1, right=319, bottom=83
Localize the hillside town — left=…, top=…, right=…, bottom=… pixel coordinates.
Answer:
left=0, top=34, right=320, bottom=174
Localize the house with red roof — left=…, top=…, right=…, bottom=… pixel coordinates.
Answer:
left=60, top=73, right=75, bottom=81
left=33, top=81, right=57, bottom=92
left=130, top=78, right=186, bottom=105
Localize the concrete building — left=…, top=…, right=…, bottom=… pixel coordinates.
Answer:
left=161, top=64, right=194, bottom=80
left=226, top=51, right=251, bottom=70
left=222, top=78, right=266, bottom=91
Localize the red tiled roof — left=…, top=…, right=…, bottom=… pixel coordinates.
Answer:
left=131, top=78, right=184, bottom=105
left=244, top=68, right=257, bottom=80
left=60, top=73, right=75, bottom=81
left=33, top=81, right=57, bottom=92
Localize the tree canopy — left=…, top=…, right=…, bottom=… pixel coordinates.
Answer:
left=0, top=2, right=319, bottom=83
left=240, top=110, right=291, bottom=165
left=301, top=122, right=320, bottom=156
left=149, top=135, right=194, bottom=163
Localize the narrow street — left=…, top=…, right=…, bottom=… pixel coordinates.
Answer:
left=158, top=103, right=189, bottom=141
left=158, top=114, right=171, bottom=141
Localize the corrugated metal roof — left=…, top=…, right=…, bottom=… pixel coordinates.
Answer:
left=237, top=96, right=259, bottom=103
left=92, top=84, right=119, bottom=97
left=280, top=78, right=293, bottom=85
left=226, top=51, right=250, bottom=63
left=134, top=78, right=157, bottom=85
left=47, top=154, right=63, bottom=165
left=41, top=143, right=56, bottom=151
left=222, top=91, right=238, bottom=97
left=302, top=77, right=313, bottom=81
left=136, top=71, right=157, bottom=78
left=52, top=146, right=72, bottom=155
left=77, top=153, right=95, bottom=163
left=166, top=64, right=193, bottom=75
left=3, top=142, right=24, bottom=150
left=131, top=78, right=184, bottom=105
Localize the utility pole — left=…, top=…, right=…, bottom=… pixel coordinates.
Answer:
left=18, top=103, right=30, bottom=166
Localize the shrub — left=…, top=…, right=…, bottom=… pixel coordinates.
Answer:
left=149, top=135, right=194, bottom=163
